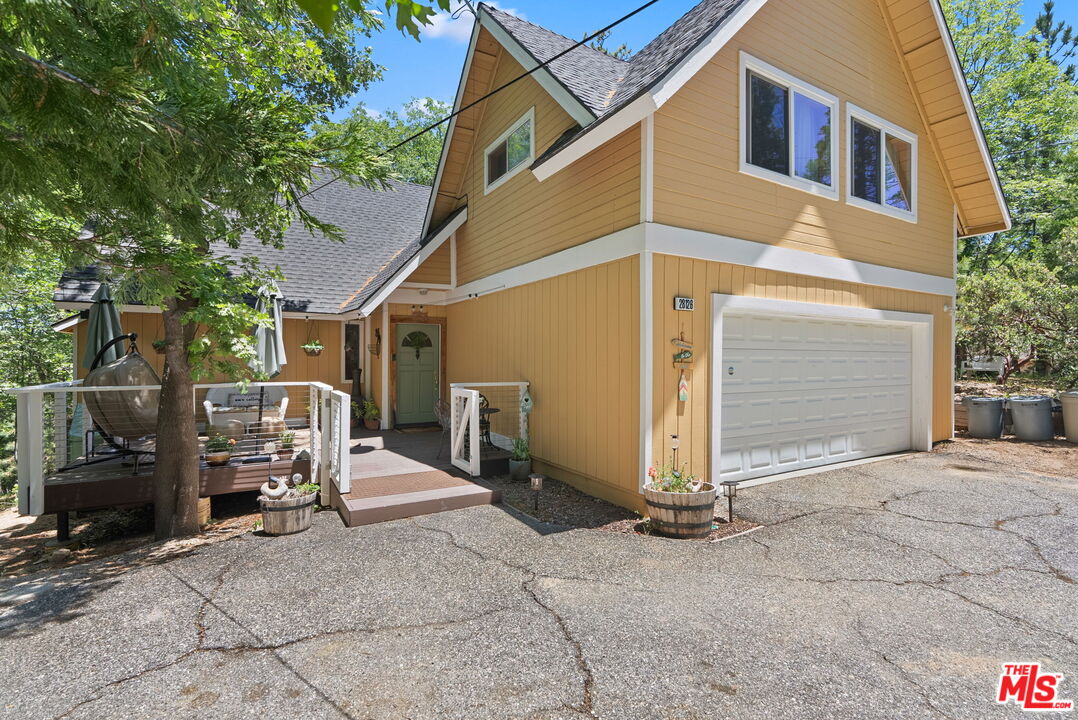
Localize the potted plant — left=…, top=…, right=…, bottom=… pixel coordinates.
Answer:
left=301, top=339, right=324, bottom=357
left=151, top=339, right=167, bottom=355
left=360, top=399, right=381, bottom=430
left=205, top=435, right=236, bottom=466
left=643, top=460, right=716, bottom=538
left=509, top=436, right=531, bottom=481
left=259, top=474, right=318, bottom=535
left=278, top=431, right=295, bottom=459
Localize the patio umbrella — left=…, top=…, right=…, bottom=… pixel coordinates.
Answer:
left=82, top=283, right=124, bottom=370
left=250, top=284, right=288, bottom=423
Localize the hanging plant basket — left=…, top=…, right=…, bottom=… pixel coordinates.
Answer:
left=152, top=340, right=167, bottom=355
left=302, top=342, right=324, bottom=357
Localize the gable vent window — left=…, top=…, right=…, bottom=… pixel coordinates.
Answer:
left=740, top=53, right=838, bottom=199
left=485, top=108, right=534, bottom=194
left=847, top=104, right=917, bottom=222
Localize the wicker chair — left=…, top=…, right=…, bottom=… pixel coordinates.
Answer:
left=434, top=398, right=452, bottom=458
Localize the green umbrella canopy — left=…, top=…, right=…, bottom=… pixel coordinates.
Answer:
left=250, top=284, right=287, bottom=378
left=82, top=283, right=124, bottom=370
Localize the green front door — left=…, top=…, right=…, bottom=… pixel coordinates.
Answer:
left=395, top=323, right=440, bottom=425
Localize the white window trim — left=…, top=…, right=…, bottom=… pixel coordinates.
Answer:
left=846, top=103, right=918, bottom=224
left=484, top=107, right=535, bottom=195
left=739, top=52, right=839, bottom=201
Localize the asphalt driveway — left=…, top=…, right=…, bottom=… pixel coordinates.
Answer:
left=2, top=444, right=1076, bottom=719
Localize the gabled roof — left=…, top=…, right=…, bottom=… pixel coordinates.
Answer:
left=56, top=174, right=431, bottom=316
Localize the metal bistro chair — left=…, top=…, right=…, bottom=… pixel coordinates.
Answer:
left=434, top=397, right=451, bottom=458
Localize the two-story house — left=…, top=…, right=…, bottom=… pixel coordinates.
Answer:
left=354, top=0, right=1008, bottom=512
left=56, top=0, right=1009, bottom=515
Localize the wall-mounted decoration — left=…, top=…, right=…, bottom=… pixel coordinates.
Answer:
left=671, top=333, right=694, bottom=368
left=368, top=328, right=382, bottom=357
left=678, top=371, right=690, bottom=402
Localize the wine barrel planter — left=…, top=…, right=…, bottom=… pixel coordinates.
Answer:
left=643, top=483, right=717, bottom=538
left=259, top=492, right=316, bottom=536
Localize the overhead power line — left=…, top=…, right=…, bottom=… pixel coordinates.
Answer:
left=301, top=0, right=664, bottom=202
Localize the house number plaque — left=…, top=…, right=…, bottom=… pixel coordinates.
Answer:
left=673, top=296, right=694, bottom=311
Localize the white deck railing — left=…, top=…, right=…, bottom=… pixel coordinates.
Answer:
left=4, top=380, right=351, bottom=516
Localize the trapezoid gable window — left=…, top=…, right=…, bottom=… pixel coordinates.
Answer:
left=484, top=108, right=535, bottom=194
left=847, top=104, right=917, bottom=223
left=739, top=52, right=838, bottom=199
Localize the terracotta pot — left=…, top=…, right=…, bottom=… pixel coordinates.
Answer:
left=205, top=451, right=231, bottom=467
left=643, top=483, right=717, bottom=538
left=279, top=448, right=294, bottom=460
left=363, top=418, right=380, bottom=431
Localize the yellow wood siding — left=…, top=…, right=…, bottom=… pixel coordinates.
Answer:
left=439, top=43, right=640, bottom=286
left=653, top=0, right=957, bottom=278
left=650, top=254, right=953, bottom=485
left=406, top=243, right=452, bottom=286
left=447, top=257, right=642, bottom=509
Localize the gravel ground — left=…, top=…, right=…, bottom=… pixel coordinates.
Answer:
left=2, top=443, right=1077, bottom=719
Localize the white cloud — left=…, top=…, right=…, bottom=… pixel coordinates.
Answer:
left=422, top=2, right=523, bottom=44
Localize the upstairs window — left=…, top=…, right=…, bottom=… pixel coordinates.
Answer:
left=847, top=105, right=917, bottom=222
left=485, top=108, right=534, bottom=194
left=740, top=53, right=838, bottom=198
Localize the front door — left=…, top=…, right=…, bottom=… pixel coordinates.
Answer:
left=395, top=323, right=440, bottom=425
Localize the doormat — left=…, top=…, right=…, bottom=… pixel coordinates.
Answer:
left=394, top=426, right=441, bottom=434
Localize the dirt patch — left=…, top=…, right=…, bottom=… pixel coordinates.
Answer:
left=487, top=475, right=760, bottom=541
left=0, top=492, right=263, bottom=579
left=954, top=378, right=1060, bottom=399
left=938, top=437, right=1078, bottom=481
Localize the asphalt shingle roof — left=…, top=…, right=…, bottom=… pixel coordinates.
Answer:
left=56, top=175, right=431, bottom=316
left=481, top=0, right=751, bottom=158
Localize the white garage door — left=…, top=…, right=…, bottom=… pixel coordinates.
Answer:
left=718, top=313, right=912, bottom=482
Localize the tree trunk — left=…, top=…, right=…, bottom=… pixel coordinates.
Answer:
left=153, top=295, right=201, bottom=539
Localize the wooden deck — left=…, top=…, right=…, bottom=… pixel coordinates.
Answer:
left=336, top=427, right=507, bottom=527
left=38, top=426, right=509, bottom=529
left=43, top=457, right=311, bottom=514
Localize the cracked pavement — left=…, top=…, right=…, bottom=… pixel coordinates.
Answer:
left=1, top=447, right=1077, bottom=719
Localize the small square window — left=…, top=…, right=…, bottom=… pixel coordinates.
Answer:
left=485, top=109, right=534, bottom=193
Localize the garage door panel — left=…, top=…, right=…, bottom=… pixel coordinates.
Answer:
left=718, top=312, right=913, bottom=482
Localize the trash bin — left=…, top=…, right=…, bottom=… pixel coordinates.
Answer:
left=962, top=397, right=1005, bottom=439
left=1061, top=392, right=1078, bottom=443
left=1007, top=396, right=1055, bottom=441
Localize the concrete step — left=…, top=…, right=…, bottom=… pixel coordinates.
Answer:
left=338, top=471, right=500, bottom=527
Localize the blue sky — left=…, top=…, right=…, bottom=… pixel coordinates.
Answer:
left=336, top=0, right=1078, bottom=119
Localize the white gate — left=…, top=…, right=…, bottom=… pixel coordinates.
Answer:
left=450, top=387, right=480, bottom=476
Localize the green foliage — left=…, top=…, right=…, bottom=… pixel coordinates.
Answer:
left=205, top=435, right=236, bottom=454
left=586, top=29, right=632, bottom=60
left=361, top=398, right=380, bottom=420
left=956, top=260, right=1078, bottom=386
left=0, top=253, right=73, bottom=492
left=645, top=460, right=702, bottom=494
left=336, top=98, right=450, bottom=185
left=294, top=482, right=319, bottom=496
left=944, top=0, right=1078, bottom=272
left=510, top=436, right=530, bottom=462
left=279, top=431, right=296, bottom=449
left=301, top=340, right=325, bottom=353
left=296, top=0, right=450, bottom=37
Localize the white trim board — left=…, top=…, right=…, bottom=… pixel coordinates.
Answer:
left=708, top=294, right=934, bottom=488
left=446, top=222, right=955, bottom=303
